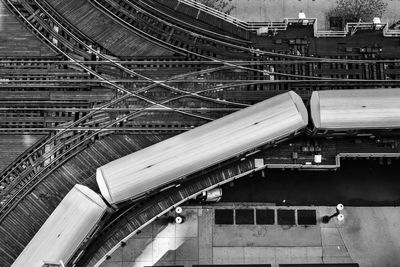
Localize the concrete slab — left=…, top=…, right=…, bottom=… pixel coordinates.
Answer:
left=198, top=208, right=213, bottom=264
left=323, top=245, right=349, bottom=257
left=122, top=262, right=152, bottom=267
left=244, top=256, right=275, bottom=265
left=152, top=238, right=176, bottom=263
left=175, top=237, right=199, bottom=261
left=152, top=260, right=198, bottom=266
left=244, top=247, right=276, bottom=264
left=290, top=257, right=310, bottom=264
left=323, top=256, right=354, bottom=263
left=339, top=207, right=400, bottom=267
left=321, top=228, right=345, bottom=246
left=213, top=247, right=245, bottom=264
left=101, top=262, right=122, bottom=267
left=213, top=225, right=321, bottom=247
left=306, top=246, right=323, bottom=258
left=175, top=208, right=198, bottom=238
left=103, top=205, right=400, bottom=267
left=198, top=247, right=213, bottom=265
left=307, top=257, right=323, bottom=263
left=245, top=247, right=276, bottom=258
left=275, top=247, right=292, bottom=264
left=290, top=247, right=307, bottom=257
left=153, top=220, right=176, bottom=238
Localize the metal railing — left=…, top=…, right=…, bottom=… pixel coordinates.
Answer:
left=177, top=0, right=248, bottom=29
left=384, top=27, right=400, bottom=37
left=166, top=0, right=400, bottom=38
left=264, top=152, right=400, bottom=170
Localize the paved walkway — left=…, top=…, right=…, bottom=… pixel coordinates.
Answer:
left=100, top=205, right=400, bottom=267
left=230, top=0, right=400, bottom=30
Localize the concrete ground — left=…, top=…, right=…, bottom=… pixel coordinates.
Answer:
left=100, top=205, right=400, bottom=267
left=230, top=0, right=400, bottom=30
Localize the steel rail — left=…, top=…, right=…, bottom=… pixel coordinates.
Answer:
left=0, top=63, right=250, bottom=193
left=0, top=0, right=237, bottom=205
left=89, top=0, right=350, bottom=80
left=135, top=0, right=251, bottom=45
left=3, top=59, right=400, bottom=64
left=32, top=0, right=252, bottom=108
left=1, top=78, right=400, bottom=83
left=13, top=0, right=215, bottom=122
left=91, top=0, right=399, bottom=62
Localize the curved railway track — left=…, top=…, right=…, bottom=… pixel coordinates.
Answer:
left=3, top=1, right=400, bottom=114
left=0, top=0, right=236, bottom=230
left=1, top=0, right=400, bottom=213
left=1, top=0, right=400, bottom=265
left=2, top=0, right=400, bottom=226
left=6, top=0, right=272, bottom=110
left=77, top=152, right=264, bottom=266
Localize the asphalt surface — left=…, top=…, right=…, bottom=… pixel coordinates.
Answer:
left=220, top=159, right=400, bottom=206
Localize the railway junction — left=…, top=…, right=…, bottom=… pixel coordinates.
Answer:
left=1, top=0, right=400, bottom=267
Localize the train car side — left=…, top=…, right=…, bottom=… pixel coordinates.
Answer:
left=96, top=91, right=308, bottom=205
left=309, top=88, right=400, bottom=136
left=12, top=185, right=108, bottom=267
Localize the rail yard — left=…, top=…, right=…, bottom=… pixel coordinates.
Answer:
left=1, top=0, right=400, bottom=266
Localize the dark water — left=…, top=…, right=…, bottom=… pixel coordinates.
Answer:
left=220, top=159, right=400, bottom=206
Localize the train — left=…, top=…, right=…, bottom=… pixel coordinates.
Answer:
left=11, top=185, right=108, bottom=267
left=309, top=89, right=400, bottom=136
left=12, top=88, right=400, bottom=267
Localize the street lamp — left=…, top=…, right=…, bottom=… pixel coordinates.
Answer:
left=175, top=216, right=184, bottom=224
left=175, top=207, right=183, bottom=214
left=173, top=206, right=185, bottom=224
left=322, top=204, right=344, bottom=223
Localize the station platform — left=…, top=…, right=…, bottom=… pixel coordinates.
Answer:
left=100, top=205, right=400, bottom=267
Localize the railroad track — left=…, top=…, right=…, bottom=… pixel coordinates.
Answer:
left=0, top=0, right=239, bottom=226
left=1, top=0, right=400, bottom=265
left=1, top=0, right=257, bottom=133
left=4, top=0, right=400, bottom=119
left=1, top=55, right=268, bottom=209
left=6, top=0, right=263, bottom=107
left=3, top=53, right=399, bottom=131
left=77, top=153, right=262, bottom=267
left=89, top=0, right=253, bottom=59
left=2, top=0, right=400, bottom=211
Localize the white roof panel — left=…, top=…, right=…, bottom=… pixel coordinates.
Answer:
left=310, top=89, right=400, bottom=130
left=97, top=91, right=308, bottom=204
left=12, top=185, right=107, bottom=267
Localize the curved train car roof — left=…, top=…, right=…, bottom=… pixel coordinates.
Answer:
left=97, top=91, right=308, bottom=204
left=12, top=185, right=107, bottom=267
left=310, top=89, right=400, bottom=130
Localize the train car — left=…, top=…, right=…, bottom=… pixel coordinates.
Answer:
left=97, top=91, right=308, bottom=204
left=12, top=185, right=108, bottom=267
left=309, top=88, right=400, bottom=136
